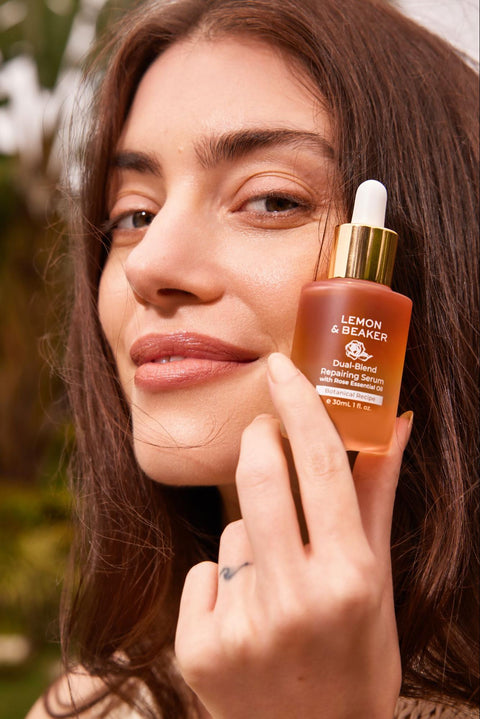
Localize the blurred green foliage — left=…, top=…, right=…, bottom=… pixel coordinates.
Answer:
left=0, top=0, right=78, bottom=484
left=0, top=645, right=62, bottom=719
left=0, top=482, right=72, bottom=642
left=0, top=0, right=80, bottom=88
left=0, top=0, right=128, bottom=713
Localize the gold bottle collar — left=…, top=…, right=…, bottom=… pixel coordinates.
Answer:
left=328, top=224, right=398, bottom=286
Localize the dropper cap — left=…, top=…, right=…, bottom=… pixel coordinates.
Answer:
left=328, top=179, right=398, bottom=286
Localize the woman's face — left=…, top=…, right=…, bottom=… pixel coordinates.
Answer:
left=99, top=37, right=337, bottom=486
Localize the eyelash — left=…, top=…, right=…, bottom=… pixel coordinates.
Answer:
left=239, top=192, right=312, bottom=215
left=103, top=209, right=156, bottom=235
left=104, top=191, right=313, bottom=237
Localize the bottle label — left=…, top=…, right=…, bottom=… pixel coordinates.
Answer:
left=314, top=315, right=386, bottom=409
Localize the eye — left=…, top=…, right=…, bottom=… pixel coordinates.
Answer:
left=113, top=209, right=156, bottom=230
left=243, top=194, right=304, bottom=214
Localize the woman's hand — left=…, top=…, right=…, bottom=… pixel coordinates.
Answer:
left=175, top=352, right=413, bottom=719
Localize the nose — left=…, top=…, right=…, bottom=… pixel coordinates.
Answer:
left=124, top=205, right=224, bottom=313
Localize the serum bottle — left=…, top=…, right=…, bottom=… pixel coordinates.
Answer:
left=291, top=180, right=412, bottom=452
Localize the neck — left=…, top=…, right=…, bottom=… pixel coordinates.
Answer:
left=217, top=482, right=241, bottom=527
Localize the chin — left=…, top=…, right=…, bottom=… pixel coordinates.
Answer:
left=129, top=375, right=274, bottom=487
left=131, top=421, right=242, bottom=487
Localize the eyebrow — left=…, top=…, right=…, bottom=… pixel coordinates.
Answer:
left=112, top=150, right=162, bottom=175
left=112, top=127, right=334, bottom=176
left=194, top=128, right=335, bottom=168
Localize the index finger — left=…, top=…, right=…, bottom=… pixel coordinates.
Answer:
left=267, top=352, right=364, bottom=552
left=235, top=413, right=305, bottom=582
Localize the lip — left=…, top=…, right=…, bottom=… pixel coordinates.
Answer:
left=130, top=331, right=259, bottom=391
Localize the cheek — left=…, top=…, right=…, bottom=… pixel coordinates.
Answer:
left=244, top=245, right=324, bottom=351
left=97, top=256, right=137, bottom=406
left=97, top=256, right=130, bottom=348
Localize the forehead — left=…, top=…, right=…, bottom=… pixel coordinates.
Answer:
left=119, top=36, right=332, bottom=148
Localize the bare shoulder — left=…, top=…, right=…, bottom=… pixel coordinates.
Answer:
left=25, top=668, right=117, bottom=719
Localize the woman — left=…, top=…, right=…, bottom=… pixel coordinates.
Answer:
left=28, top=0, right=478, bottom=717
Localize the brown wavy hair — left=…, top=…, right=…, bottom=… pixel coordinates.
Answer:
left=54, top=0, right=479, bottom=716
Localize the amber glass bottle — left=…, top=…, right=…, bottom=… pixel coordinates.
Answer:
left=291, top=181, right=412, bottom=453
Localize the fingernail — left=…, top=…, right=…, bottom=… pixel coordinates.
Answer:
left=399, top=410, right=414, bottom=443
left=267, top=353, right=298, bottom=383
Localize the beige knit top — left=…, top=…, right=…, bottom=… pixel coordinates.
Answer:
left=394, top=697, right=479, bottom=718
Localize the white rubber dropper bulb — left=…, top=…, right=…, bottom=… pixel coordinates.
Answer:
left=351, top=179, right=387, bottom=227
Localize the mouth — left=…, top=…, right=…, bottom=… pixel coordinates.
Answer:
left=152, top=355, right=187, bottom=363
left=130, top=331, right=259, bottom=391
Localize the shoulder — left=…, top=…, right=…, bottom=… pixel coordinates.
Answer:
left=25, top=667, right=143, bottom=719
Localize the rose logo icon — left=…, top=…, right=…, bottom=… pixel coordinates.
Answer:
left=345, top=340, right=372, bottom=362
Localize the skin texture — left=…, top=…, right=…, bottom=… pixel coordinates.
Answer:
left=98, top=37, right=337, bottom=488
left=96, top=38, right=411, bottom=718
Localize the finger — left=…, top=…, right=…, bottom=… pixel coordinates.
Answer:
left=235, top=414, right=305, bottom=580
left=267, top=352, right=362, bottom=551
left=179, top=561, right=218, bottom=618
left=218, top=519, right=252, bottom=570
left=216, top=519, right=254, bottom=605
left=175, top=561, right=218, bottom=672
left=353, top=411, right=413, bottom=564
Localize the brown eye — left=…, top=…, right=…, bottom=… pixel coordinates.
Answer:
left=115, top=209, right=156, bottom=230
left=263, top=196, right=300, bottom=212
left=243, top=194, right=304, bottom=214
